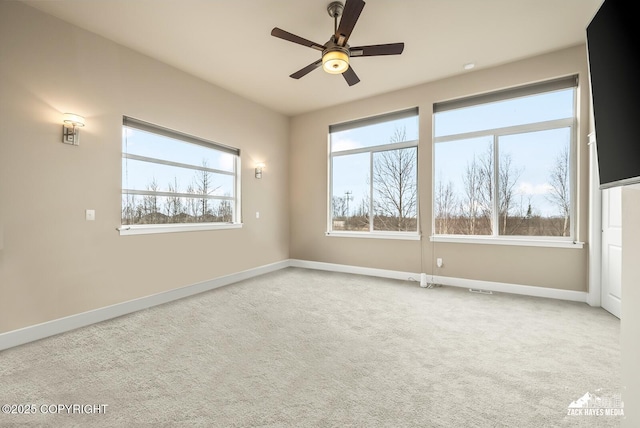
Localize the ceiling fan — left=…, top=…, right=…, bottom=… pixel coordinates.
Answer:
left=270, top=0, right=404, bottom=86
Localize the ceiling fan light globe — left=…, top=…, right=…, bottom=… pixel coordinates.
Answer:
left=322, top=50, right=349, bottom=74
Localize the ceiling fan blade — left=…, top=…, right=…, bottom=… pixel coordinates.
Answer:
left=342, top=66, right=360, bottom=86
left=350, top=43, right=404, bottom=57
left=335, top=0, right=365, bottom=46
left=271, top=28, right=325, bottom=51
left=290, top=59, right=323, bottom=79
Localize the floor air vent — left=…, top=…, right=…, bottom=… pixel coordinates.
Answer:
left=469, top=288, right=493, bottom=294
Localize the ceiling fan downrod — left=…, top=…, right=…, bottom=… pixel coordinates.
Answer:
left=327, top=1, right=344, bottom=35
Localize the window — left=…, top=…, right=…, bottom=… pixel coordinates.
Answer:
left=328, top=108, right=419, bottom=238
left=433, top=76, right=578, bottom=243
left=120, top=117, right=241, bottom=235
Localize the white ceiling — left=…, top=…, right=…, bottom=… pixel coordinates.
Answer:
left=22, top=0, right=603, bottom=116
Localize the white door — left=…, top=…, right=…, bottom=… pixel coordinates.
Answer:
left=601, top=187, right=622, bottom=318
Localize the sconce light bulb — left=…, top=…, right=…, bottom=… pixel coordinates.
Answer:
left=63, top=113, right=85, bottom=128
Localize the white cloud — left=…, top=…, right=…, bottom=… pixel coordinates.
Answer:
left=517, top=181, right=552, bottom=195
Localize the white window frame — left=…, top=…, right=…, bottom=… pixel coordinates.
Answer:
left=119, top=117, right=242, bottom=236
left=326, top=108, right=420, bottom=240
left=431, top=76, right=583, bottom=248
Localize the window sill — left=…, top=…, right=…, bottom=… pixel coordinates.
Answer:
left=326, top=231, right=421, bottom=241
left=430, top=235, right=584, bottom=249
left=118, top=223, right=243, bottom=236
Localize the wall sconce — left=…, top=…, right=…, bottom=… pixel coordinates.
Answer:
left=255, top=162, right=265, bottom=179
left=62, top=113, right=85, bottom=146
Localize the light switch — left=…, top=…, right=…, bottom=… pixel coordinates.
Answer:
left=256, top=211, right=260, bottom=219
left=86, top=209, right=95, bottom=221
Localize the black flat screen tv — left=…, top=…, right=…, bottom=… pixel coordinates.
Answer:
left=586, top=0, right=640, bottom=189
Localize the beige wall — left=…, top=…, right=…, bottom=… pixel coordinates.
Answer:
left=621, top=186, right=640, bottom=426
left=290, top=45, right=591, bottom=291
left=0, top=2, right=290, bottom=333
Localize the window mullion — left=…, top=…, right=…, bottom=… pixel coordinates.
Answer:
left=434, top=118, right=573, bottom=144
left=123, top=189, right=234, bottom=200
left=123, top=153, right=235, bottom=176
left=493, top=135, right=500, bottom=237
left=328, top=154, right=334, bottom=233
left=369, top=151, right=374, bottom=232
left=234, top=155, right=241, bottom=223
left=332, top=139, right=418, bottom=156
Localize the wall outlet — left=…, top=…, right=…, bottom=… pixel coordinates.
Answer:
left=85, top=209, right=95, bottom=221
left=436, top=258, right=443, bottom=268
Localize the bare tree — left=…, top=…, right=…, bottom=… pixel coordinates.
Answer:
left=355, top=197, right=369, bottom=218
left=217, top=199, right=233, bottom=222
left=194, top=159, right=221, bottom=221
left=122, top=194, right=138, bottom=225
left=478, top=144, right=494, bottom=224
left=143, top=178, right=162, bottom=224
left=434, top=176, right=457, bottom=234
left=455, top=146, right=525, bottom=235
left=372, top=127, right=417, bottom=231
left=546, top=146, right=570, bottom=236
left=331, top=196, right=347, bottom=219
left=352, top=196, right=370, bottom=230
left=165, top=177, right=183, bottom=222
left=460, top=154, right=484, bottom=235
left=498, top=153, right=524, bottom=234
left=185, top=183, right=199, bottom=222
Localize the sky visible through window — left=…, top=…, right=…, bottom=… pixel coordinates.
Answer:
left=434, top=89, right=574, bottom=137
left=331, top=87, right=574, bottom=237
left=331, top=115, right=419, bottom=215
left=122, top=127, right=235, bottom=196
left=435, top=89, right=574, bottom=222
left=121, top=124, right=239, bottom=226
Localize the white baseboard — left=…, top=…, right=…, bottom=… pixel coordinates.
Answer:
left=289, top=259, right=421, bottom=282
left=430, top=274, right=588, bottom=303
left=290, top=259, right=587, bottom=302
left=0, top=258, right=588, bottom=351
left=0, top=260, right=289, bottom=351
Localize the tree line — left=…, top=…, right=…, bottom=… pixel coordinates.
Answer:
left=332, top=128, right=418, bottom=232
left=331, top=129, right=570, bottom=237
left=122, top=160, right=233, bottom=225
left=435, top=145, right=570, bottom=236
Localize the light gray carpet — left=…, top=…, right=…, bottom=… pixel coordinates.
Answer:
left=0, top=267, right=622, bottom=427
